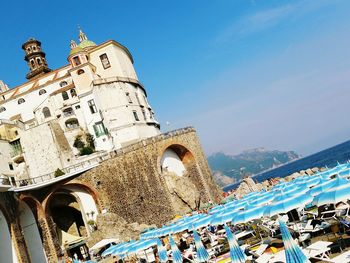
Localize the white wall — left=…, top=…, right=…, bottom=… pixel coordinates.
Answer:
left=161, top=149, right=186, bottom=176
left=0, top=210, right=19, bottom=263
left=19, top=202, right=47, bottom=263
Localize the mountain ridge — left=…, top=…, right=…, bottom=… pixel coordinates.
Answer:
left=208, top=148, right=300, bottom=187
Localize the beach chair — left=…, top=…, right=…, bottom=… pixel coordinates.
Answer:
left=249, top=243, right=268, bottom=259
left=302, top=241, right=332, bottom=261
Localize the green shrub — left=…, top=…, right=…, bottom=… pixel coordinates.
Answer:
left=54, top=168, right=65, bottom=177
left=86, top=133, right=95, bottom=150
left=73, top=135, right=85, bottom=149
left=80, top=146, right=94, bottom=156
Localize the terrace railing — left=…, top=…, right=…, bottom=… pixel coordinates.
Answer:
left=13, top=152, right=111, bottom=189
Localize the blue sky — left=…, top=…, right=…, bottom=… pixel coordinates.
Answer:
left=1, top=0, right=350, bottom=156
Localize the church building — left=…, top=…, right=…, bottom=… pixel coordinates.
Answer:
left=0, top=30, right=220, bottom=263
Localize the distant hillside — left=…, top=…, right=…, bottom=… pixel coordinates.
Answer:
left=208, top=148, right=300, bottom=187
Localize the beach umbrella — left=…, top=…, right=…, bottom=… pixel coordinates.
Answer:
left=126, top=238, right=158, bottom=256
left=210, top=212, right=226, bottom=226
left=313, top=183, right=350, bottom=206
left=193, top=230, right=209, bottom=262
left=224, top=225, right=246, bottom=263
left=249, top=191, right=274, bottom=206
left=279, top=219, right=310, bottom=263
left=102, top=241, right=132, bottom=257
left=264, top=192, right=313, bottom=217
left=169, top=235, right=183, bottom=263
left=233, top=206, right=266, bottom=224
left=339, top=168, right=350, bottom=178
left=156, top=238, right=168, bottom=263
left=192, top=215, right=212, bottom=230
left=308, top=176, right=349, bottom=196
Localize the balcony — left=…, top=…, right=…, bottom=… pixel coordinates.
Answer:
left=10, top=152, right=111, bottom=192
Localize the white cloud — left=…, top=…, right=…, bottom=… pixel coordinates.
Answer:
left=215, top=0, right=337, bottom=43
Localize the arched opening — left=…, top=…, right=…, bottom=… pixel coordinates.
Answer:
left=0, top=209, right=19, bottom=262
left=77, top=69, right=85, bottom=75
left=160, top=148, right=186, bottom=176
left=18, top=201, right=47, bottom=263
left=37, top=58, right=42, bottom=66
left=42, top=107, right=51, bottom=118
left=160, top=145, right=195, bottom=177
left=60, top=81, right=68, bottom=87
left=39, top=89, right=46, bottom=95
left=65, top=118, right=79, bottom=130
left=160, top=145, right=208, bottom=211
left=47, top=185, right=98, bottom=260
left=70, top=88, right=77, bottom=97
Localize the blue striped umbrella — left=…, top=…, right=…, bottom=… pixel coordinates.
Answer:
left=169, top=235, right=183, bottom=263
left=313, top=183, right=350, bottom=206
left=156, top=238, right=168, bottom=263
left=308, top=176, right=349, bottom=196
left=279, top=219, right=310, bottom=263
left=193, top=230, right=209, bottom=262
left=233, top=206, right=266, bottom=224
left=224, top=225, right=246, bottom=263
left=192, top=215, right=213, bottom=230
left=264, top=192, right=313, bottom=217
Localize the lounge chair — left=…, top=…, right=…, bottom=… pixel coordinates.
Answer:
left=302, top=241, right=332, bottom=261
left=250, top=243, right=268, bottom=259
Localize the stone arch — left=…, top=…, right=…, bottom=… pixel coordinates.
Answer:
left=158, top=144, right=196, bottom=176
left=158, top=144, right=209, bottom=211
left=0, top=206, right=19, bottom=263
left=18, top=200, right=47, bottom=263
left=43, top=182, right=99, bottom=260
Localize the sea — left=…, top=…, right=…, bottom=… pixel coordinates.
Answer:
left=223, top=140, right=350, bottom=192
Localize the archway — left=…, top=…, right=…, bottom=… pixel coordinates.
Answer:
left=160, top=144, right=197, bottom=175
left=46, top=185, right=99, bottom=260
left=19, top=201, right=47, bottom=263
left=0, top=209, right=18, bottom=263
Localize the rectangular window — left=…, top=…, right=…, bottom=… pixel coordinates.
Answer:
left=62, top=91, right=69, bottom=101
left=133, top=111, right=140, bottom=121
left=93, top=122, right=107, bottom=137
left=126, top=92, right=132, bottom=103
left=8, top=163, right=14, bottom=171
left=135, top=92, right=141, bottom=104
left=142, top=110, right=147, bottom=121
left=75, top=105, right=81, bottom=109
left=149, top=109, right=153, bottom=119
left=100, top=53, right=111, bottom=69
left=88, top=99, right=97, bottom=114
left=73, top=56, right=81, bottom=66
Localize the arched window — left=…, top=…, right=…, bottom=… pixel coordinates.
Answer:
left=60, top=81, right=68, bottom=87
left=30, top=60, right=35, bottom=68
left=39, top=89, right=46, bottom=95
left=42, top=107, right=51, bottom=118
left=70, top=88, right=77, bottom=97
left=77, top=69, right=85, bottom=75
left=0, top=107, right=6, bottom=113
left=18, top=98, right=25, bottom=104
left=65, top=118, right=79, bottom=129
left=62, top=91, right=69, bottom=101
left=37, top=58, right=42, bottom=66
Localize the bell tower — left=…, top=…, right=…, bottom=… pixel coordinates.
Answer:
left=22, top=38, right=51, bottom=80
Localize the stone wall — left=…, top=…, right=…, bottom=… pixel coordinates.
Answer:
left=78, top=127, right=221, bottom=226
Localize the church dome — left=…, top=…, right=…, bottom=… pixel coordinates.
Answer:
left=69, top=46, right=84, bottom=56
left=78, top=39, right=96, bottom=49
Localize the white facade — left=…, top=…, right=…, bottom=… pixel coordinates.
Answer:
left=0, top=31, right=160, bottom=182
